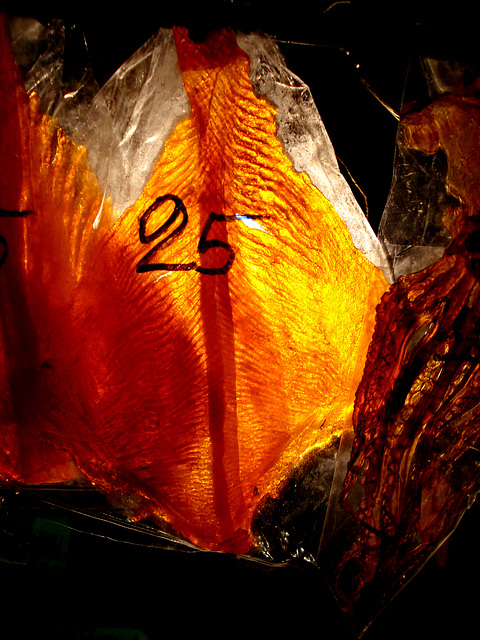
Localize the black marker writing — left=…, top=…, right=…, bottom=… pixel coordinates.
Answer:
left=136, top=194, right=270, bottom=276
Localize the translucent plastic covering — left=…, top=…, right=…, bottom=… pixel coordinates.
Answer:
left=10, top=18, right=191, bottom=223
left=378, top=57, right=480, bottom=279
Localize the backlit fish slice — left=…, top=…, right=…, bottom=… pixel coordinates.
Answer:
left=0, top=18, right=387, bottom=552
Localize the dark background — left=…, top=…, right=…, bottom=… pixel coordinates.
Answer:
left=2, top=2, right=480, bottom=638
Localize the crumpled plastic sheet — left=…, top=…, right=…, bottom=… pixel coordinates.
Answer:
left=377, top=57, right=476, bottom=279
left=3, top=13, right=480, bottom=637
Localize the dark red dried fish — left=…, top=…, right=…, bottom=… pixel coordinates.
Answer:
left=338, top=90, right=480, bottom=613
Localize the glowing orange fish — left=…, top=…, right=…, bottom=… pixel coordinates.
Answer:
left=0, top=16, right=387, bottom=552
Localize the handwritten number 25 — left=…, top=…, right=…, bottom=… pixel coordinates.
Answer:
left=136, top=194, right=235, bottom=276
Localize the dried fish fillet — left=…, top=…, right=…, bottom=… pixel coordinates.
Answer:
left=337, top=90, right=480, bottom=620
left=0, top=17, right=387, bottom=552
